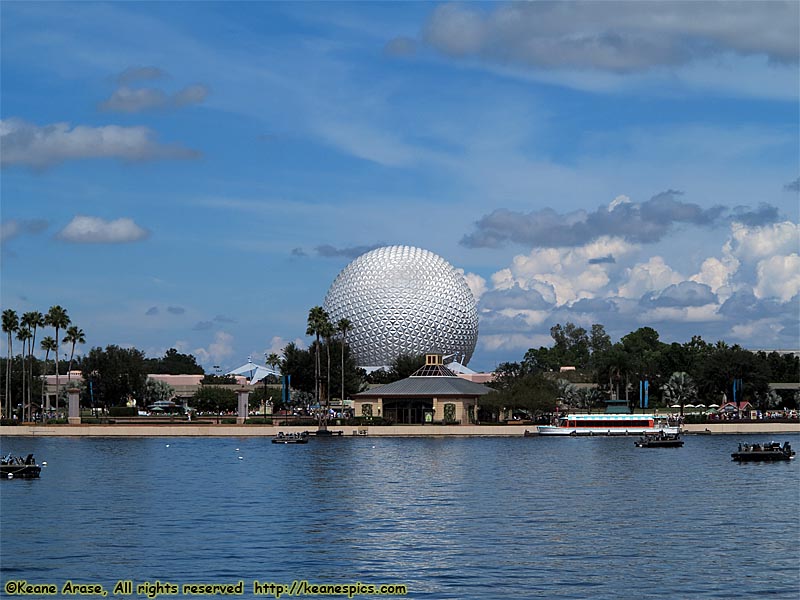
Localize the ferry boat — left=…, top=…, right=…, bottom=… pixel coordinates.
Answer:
left=1, top=453, right=42, bottom=479
left=537, top=414, right=679, bottom=436
left=271, top=431, right=310, bottom=444
left=731, top=441, right=795, bottom=462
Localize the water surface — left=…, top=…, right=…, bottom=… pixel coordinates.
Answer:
left=2, top=435, right=798, bottom=599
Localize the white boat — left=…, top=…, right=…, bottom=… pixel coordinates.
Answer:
left=537, top=414, right=679, bottom=436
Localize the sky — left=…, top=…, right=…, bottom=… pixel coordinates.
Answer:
left=1, top=1, right=798, bottom=373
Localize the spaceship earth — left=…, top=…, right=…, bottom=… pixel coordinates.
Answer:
left=324, top=245, right=479, bottom=367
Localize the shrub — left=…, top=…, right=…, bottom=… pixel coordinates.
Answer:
left=109, top=406, right=138, bottom=417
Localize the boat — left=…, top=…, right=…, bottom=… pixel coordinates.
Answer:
left=635, top=432, right=684, bottom=448
left=1, top=453, right=42, bottom=479
left=731, top=441, right=795, bottom=462
left=271, top=431, right=310, bottom=444
left=537, top=414, right=680, bottom=436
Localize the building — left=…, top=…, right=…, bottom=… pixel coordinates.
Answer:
left=353, top=354, right=492, bottom=424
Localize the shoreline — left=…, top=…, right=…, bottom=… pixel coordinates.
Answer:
left=2, top=422, right=799, bottom=437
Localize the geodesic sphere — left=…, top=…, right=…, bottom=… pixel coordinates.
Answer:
left=323, top=245, right=479, bottom=367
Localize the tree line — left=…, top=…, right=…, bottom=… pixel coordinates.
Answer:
left=2, top=306, right=83, bottom=420
left=493, top=323, right=799, bottom=415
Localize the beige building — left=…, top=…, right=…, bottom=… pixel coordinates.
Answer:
left=353, top=354, right=492, bottom=425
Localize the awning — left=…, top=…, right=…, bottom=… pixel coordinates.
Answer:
left=227, top=358, right=280, bottom=385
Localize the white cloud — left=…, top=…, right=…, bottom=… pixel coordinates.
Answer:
left=725, top=221, right=800, bottom=264
left=729, top=318, right=788, bottom=345
left=754, top=254, right=800, bottom=302
left=424, top=2, right=798, bottom=71
left=99, top=83, right=209, bottom=113
left=262, top=335, right=305, bottom=357
left=0, top=118, right=199, bottom=168
left=193, top=331, right=235, bottom=365
left=479, top=332, right=552, bottom=353
left=617, top=256, right=684, bottom=299
left=638, top=304, right=722, bottom=324
left=57, top=216, right=148, bottom=244
left=0, top=219, right=48, bottom=243
left=457, top=269, right=487, bottom=301
left=690, top=255, right=740, bottom=300
left=502, top=237, right=637, bottom=305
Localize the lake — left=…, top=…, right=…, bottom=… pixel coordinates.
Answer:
left=1, top=434, right=798, bottom=599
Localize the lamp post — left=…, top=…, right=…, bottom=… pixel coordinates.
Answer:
left=264, top=352, right=269, bottom=425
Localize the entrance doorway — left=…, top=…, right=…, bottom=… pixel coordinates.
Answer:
left=383, top=399, right=432, bottom=424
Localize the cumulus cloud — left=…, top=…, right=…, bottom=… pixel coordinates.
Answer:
left=291, top=247, right=307, bottom=257
left=640, top=281, right=717, bottom=308
left=480, top=284, right=552, bottom=311
left=57, top=216, right=149, bottom=244
left=423, top=2, right=799, bottom=72
left=499, top=237, right=636, bottom=305
left=474, top=215, right=800, bottom=356
left=167, top=306, right=185, bottom=315
left=618, top=256, right=684, bottom=299
left=725, top=221, right=799, bottom=264
left=459, top=271, right=487, bottom=301
left=193, top=331, right=235, bottom=365
left=315, top=243, right=385, bottom=258
left=99, top=84, right=209, bottom=113
left=214, top=314, right=236, bottom=323
left=193, top=321, right=214, bottom=331
left=262, top=335, right=306, bottom=357
left=730, top=203, right=782, bottom=227
left=145, top=307, right=159, bottom=316
left=785, top=177, right=800, bottom=192
left=0, top=118, right=199, bottom=168
left=690, top=255, right=740, bottom=300
left=461, top=190, right=724, bottom=248
left=0, top=219, right=48, bottom=244
left=755, top=254, right=800, bottom=302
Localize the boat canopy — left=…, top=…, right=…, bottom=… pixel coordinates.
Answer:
left=561, top=414, right=657, bottom=421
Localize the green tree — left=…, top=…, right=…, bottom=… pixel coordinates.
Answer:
left=663, top=372, right=697, bottom=416
left=282, top=342, right=316, bottom=394
left=16, top=326, right=32, bottom=420
left=80, top=345, right=147, bottom=409
left=481, top=374, right=558, bottom=421
left=145, top=379, right=175, bottom=404
left=40, top=336, right=57, bottom=411
left=45, top=305, right=70, bottom=413
left=2, top=309, right=19, bottom=418
left=63, top=325, right=86, bottom=381
left=145, top=348, right=205, bottom=374
left=306, top=306, right=331, bottom=428
left=191, top=386, right=236, bottom=414
left=696, top=344, right=770, bottom=406
left=337, top=318, right=352, bottom=401
left=21, top=311, right=44, bottom=416
left=320, top=318, right=335, bottom=406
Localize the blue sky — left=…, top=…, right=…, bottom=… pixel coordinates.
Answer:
left=1, top=1, right=798, bottom=372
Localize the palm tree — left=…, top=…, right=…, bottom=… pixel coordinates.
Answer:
left=40, top=336, right=57, bottom=412
left=63, top=325, right=86, bottom=380
left=2, top=309, right=19, bottom=418
left=266, top=352, right=281, bottom=417
left=320, top=319, right=335, bottom=407
left=21, top=311, right=44, bottom=418
left=45, top=305, right=70, bottom=415
left=16, top=326, right=31, bottom=420
left=337, top=318, right=352, bottom=404
left=663, top=371, right=697, bottom=417
left=306, top=306, right=330, bottom=428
